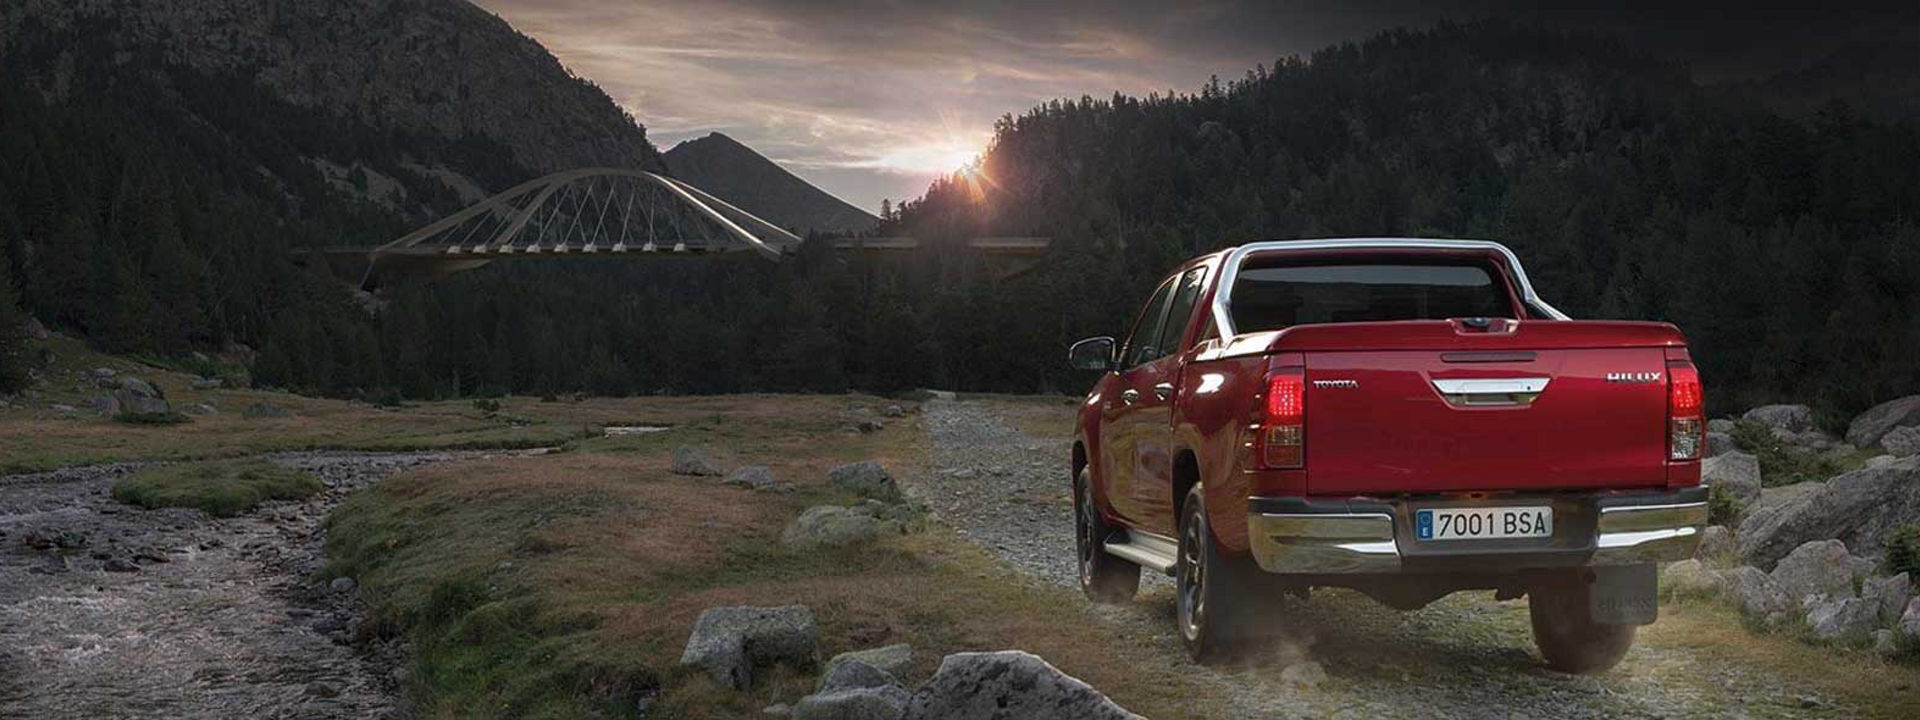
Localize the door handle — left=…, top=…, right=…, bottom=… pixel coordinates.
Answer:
left=1120, top=389, right=1140, bottom=405
left=1153, top=383, right=1174, bottom=401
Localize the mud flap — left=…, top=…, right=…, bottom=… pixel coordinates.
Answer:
left=1588, top=564, right=1658, bottom=626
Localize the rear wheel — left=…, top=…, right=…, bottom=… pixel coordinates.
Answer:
left=1075, top=468, right=1139, bottom=603
left=1529, top=573, right=1636, bottom=673
left=1177, top=484, right=1251, bottom=663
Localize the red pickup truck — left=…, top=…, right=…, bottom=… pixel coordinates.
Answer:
left=1068, top=238, right=1706, bottom=672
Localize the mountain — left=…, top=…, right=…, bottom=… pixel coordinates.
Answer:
left=664, top=133, right=878, bottom=236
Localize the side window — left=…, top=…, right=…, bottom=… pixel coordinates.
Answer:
left=1153, top=268, right=1208, bottom=358
left=1121, top=277, right=1177, bottom=368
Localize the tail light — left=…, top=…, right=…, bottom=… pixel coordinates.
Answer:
left=1259, top=368, right=1305, bottom=468
left=1667, top=360, right=1704, bottom=461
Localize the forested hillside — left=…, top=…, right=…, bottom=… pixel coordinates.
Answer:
left=1, top=17, right=1915, bottom=422
left=888, top=24, right=1920, bottom=420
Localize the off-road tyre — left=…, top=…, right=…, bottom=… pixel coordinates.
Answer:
left=1075, top=467, right=1140, bottom=603
left=1177, top=484, right=1254, bottom=663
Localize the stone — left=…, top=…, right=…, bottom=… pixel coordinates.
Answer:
left=794, top=685, right=910, bottom=720
left=1846, top=395, right=1920, bottom=448
left=1702, top=451, right=1761, bottom=510
left=823, top=644, right=913, bottom=684
left=1705, top=432, right=1736, bottom=458
left=1738, top=459, right=1920, bottom=569
left=22, top=316, right=49, bottom=340
left=1901, top=597, right=1920, bottom=641
left=881, top=405, right=905, bottom=418
left=1865, top=455, right=1899, bottom=469
left=330, top=576, right=358, bottom=593
left=22, top=528, right=87, bottom=549
left=782, top=506, right=883, bottom=548
left=819, top=660, right=895, bottom=692
left=1696, top=525, right=1736, bottom=564
left=856, top=419, right=886, bottom=434
left=1279, top=661, right=1328, bottom=689
left=190, top=377, right=224, bottom=391
left=1806, top=597, right=1879, bottom=640
left=1882, top=426, right=1920, bottom=457
left=671, top=447, right=724, bottom=476
left=50, top=403, right=76, bottom=412
left=91, top=367, right=117, bottom=380
left=1768, top=540, right=1856, bottom=605
left=903, top=651, right=1141, bottom=720
left=1862, top=572, right=1910, bottom=626
left=829, top=461, right=901, bottom=502
left=181, top=403, right=219, bottom=416
left=926, top=390, right=956, bottom=401
left=1708, top=418, right=1736, bottom=434
left=724, top=465, right=778, bottom=490
left=117, top=376, right=161, bottom=398
left=1664, top=559, right=1719, bottom=597
left=132, top=546, right=170, bottom=564
left=765, top=703, right=792, bottom=716
left=1871, top=629, right=1900, bottom=656
left=1717, top=565, right=1787, bottom=617
left=88, top=394, right=122, bottom=415
left=103, top=558, right=140, bottom=573
left=1743, top=404, right=1813, bottom=433
left=679, top=605, right=819, bottom=690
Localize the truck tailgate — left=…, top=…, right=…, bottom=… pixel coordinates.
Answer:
left=1301, top=332, right=1672, bottom=495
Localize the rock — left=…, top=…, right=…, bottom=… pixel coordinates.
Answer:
left=1697, top=525, right=1736, bottom=564
left=1718, top=565, right=1788, bottom=617
left=305, top=681, right=341, bottom=698
left=88, top=394, right=122, bottom=415
left=1862, top=572, right=1910, bottom=626
left=181, top=402, right=219, bottom=416
left=242, top=402, right=290, bottom=418
left=117, top=376, right=161, bottom=398
left=91, top=367, right=117, bottom=379
left=724, top=465, right=778, bottom=490
left=330, top=576, right=358, bottom=593
left=1279, top=661, right=1328, bottom=689
left=1901, top=597, right=1920, bottom=641
left=765, top=703, right=792, bottom=716
left=1871, top=629, right=1900, bottom=656
left=1883, top=426, right=1920, bottom=457
left=1737, top=460, right=1920, bottom=569
left=819, top=660, right=896, bottom=692
left=829, top=461, right=901, bottom=502
left=1708, top=418, right=1736, bottom=434
left=903, top=651, right=1141, bottom=720
left=1865, top=455, right=1899, bottom=469
left=1806, top=597, right=1879, bottom=640
left=1705, top=432, right=1736, bottom=458
left=679, top=605, right=819, bottom=690
left=925, top=390, right=956, bottom=401
left=22, top=528, right=87, bottom=549
left=1769, top=540, right=1856, bottom=605
left=794, top=685, right=910, bottom=720
left=190, top=377, right=223, bottom=390
left=1702, top=451, right=1761, bottom=510
left=1847, top=395, right=1920, bottom=448
left=50, top=403, right=76, bottom=412
left=132, top=546, right=170, bottom=564
left=1743, top=404, right=1813, bottom=433
left=823, top=644, right=913, bottom=683
left=103, top=558, right=140, bottom=573
left=881, top=405, right=905, bottom=418
left=670, top=447, right=724, bottom=476
left=23, top=316, right=49, bottom=340
left=1664, top=559, right=1719, bottom=597
left=782, top=506, right=883, bottom=548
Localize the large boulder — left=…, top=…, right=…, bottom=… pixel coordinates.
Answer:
left=1663, top=559, right=1719, bottom=597
left=1696, top=525, right=1736, bottom=564
left=1846, top=395, right=1920, bottom=448
left=680, top=605, right=819, bottom=690
left=829, top=461, right=902, bottom=502
left=724, top=465, right=779, bottom=490
left=1863, top=572, right=1911, bottom=626
left=823, top=644, right=913, bottom=682
left=1737, top=460, right=1920, bottom=569
left=110, top=377, right=170, bottom=415
left=1806, top=597, right=1880, bottom=640
left=782, top=506, right=885, bottom=548
left=1702, top=452, right=1761, bottom=510
left=670, top=447, right=724, bottom=476
left=1743, top=404, right=1813, bottom=433
left=1882, top=426, right=1920, bottom=457
left=1768, top=540, right=1857, bottom=605
left=1705, top=432, right=1737, bottom=458
left=1902, top=597, right=1920, bottom=642
left=903, top=651, right=1141, bottom=720
left=1717, top=565, right=1788, bottom=617
left=796, top=678, right=910, bottom=720
left=1708, top=418, right=1736, bottom=434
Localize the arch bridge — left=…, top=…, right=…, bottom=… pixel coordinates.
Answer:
left=299, top=168, right=1048, bottom=289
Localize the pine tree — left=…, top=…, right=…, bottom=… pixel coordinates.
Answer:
left=0, top=250, right=33, bottom=393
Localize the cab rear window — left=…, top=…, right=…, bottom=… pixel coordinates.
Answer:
left=1228, top=260, right=1513, bottom=332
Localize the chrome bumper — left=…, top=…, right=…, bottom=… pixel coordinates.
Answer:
left=1247, top=489, right=1708, bottom=575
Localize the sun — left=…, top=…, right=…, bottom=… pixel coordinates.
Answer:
left=872, top=135, right=987, bottom=175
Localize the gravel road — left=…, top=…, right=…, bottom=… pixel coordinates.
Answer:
left=915, top=397, right=1886, bottom=719
left=0, top=451, right=493, bottom=719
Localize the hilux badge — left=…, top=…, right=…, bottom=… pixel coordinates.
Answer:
left=1605, top=372, right=1662, bottom=383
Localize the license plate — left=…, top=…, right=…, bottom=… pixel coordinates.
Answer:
left=1415, top=506, right=1553, bottom=541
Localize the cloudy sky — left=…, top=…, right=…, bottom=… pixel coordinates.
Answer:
left=474, top=1, right=1913, bottom=214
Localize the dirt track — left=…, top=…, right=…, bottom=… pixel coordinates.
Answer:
left=914, top=397, right=1897, bottom=719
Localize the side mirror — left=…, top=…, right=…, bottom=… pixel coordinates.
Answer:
left=1068, top=336, right=1117, bottom=372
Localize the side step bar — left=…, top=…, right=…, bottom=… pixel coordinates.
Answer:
left=1102, top=530, right=1179, bottom=576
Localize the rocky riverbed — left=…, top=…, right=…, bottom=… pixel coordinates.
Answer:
left=0, top=451, right=493, bottom=719
left=913, top=398, right=1906, bottom=719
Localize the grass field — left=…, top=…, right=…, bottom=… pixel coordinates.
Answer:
left=111, top=459, right=323, bottom=516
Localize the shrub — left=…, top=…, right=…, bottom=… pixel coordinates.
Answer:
left=472, top=398, right=501, bottom=414
left=1729, top=419, right=1848, bottom=486
left=1707, top=482, right=1743, bottom=526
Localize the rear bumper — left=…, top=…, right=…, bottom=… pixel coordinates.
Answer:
left=1245, top=487, right=1706, bottom=575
